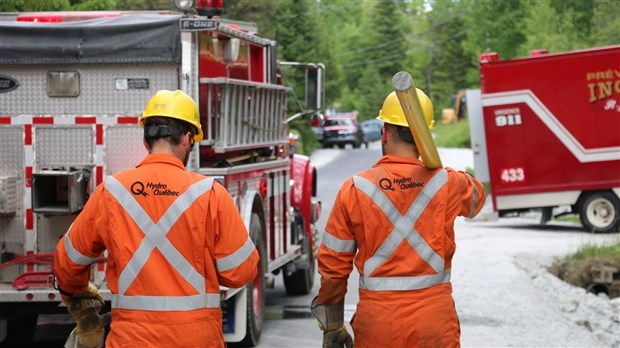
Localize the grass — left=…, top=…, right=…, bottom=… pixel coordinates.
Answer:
left=567, top=242, right=620, bottom=261
left=432, top=120, right=471, bottom=148
left=553, top=214, right=581, bottom=225
left=548, top=241, right=620, bottom=298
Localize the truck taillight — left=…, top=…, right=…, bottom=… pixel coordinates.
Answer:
left=259, top=177, right=268, bottom=199
left=197, top=0, right=223, bottom=18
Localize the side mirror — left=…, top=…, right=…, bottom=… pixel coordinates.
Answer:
left=305, top=64, right=324, bottom=111
left=310, top=112, right=324, bottom=127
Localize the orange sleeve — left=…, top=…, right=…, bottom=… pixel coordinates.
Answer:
left=53, top=184, right=107, bottom=298
left=317, top=180, right=356, bottom=304
left=211, top=183, right=259, bottom=289
left=446, top=169, right=487, bottom=219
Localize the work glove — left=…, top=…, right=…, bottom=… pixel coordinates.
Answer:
left=323, top=326, right=354, bottom=348
left=311, top=296, right=354, bottom=348
left=65, top=313, right=111, bottom=348
left=62, top=283, right=106, bottom=348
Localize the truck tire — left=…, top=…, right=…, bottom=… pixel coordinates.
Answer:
left=578, top=191, right=620, bottom=233
left=0, top=315, right=38, bottom=348
left=239, top=213, right=266, bottom=347
left=283, top=214, right=315, bottom=295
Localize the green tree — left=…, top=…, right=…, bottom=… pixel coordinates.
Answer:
left=220, top=0, right=273, bottom=37
left=400, top=0, right=432, bottom=111
left=0, top=0, right=118, bottom=11
left=0, top=0, right=71, bottom=11
left=591, top=0, right=620, bottom=46
left=548, top=0, right=595, bottom=44
left=461, top=0, right=526, bottom=84
left=425, top=0, right=472, bottom=121
left=273, top=0, right=334, bottom=153
left=334, top=0, right=410, bottom=120
left=324, top=0, right=368, bottom=111
left=71, top=0, right=116, bottom=10
left=521, top=0, right=583, bottom=53
left=115, top=0, right=173, bottom=10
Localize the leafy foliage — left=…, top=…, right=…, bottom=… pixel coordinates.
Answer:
left=3, top=0, right=619, bottom=153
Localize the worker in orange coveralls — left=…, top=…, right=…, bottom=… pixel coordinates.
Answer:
left=54, top=90, right=259, bottom=348
left=312, top=90, right=486, bottom=348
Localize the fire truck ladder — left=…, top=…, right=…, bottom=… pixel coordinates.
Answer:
left=199, top=78, right=291, bottom=153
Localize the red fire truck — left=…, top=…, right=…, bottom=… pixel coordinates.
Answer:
left=468, top=45, right=620, bottom=232
left=0, top=2, right=323, bottom=346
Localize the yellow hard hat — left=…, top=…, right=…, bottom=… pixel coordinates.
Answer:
left=140, top=90, right=203, bottom=142
left=376, top=90, right=435, bottom=129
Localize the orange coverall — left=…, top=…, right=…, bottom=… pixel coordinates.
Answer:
left=317, top=155, right=486, bottom=348
left=54, top=154, right=259, bottom=348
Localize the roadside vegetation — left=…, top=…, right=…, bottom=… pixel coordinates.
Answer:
left=432, top=120, right=471, bottom=148
left=549, top=242, right=620, bottom=299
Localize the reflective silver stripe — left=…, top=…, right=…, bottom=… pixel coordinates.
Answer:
left=359, top=269, right=451, bottom=291
left=354, top=170, right=447, bottom=275
left=216, top=237, right=255, bottom=272
left=467, top=174, right=478, bottom=219
left=111, top=293, right=221, bottom=311
left=321, top=231, right=356, bottom=253
left=105, top=176, right=214, bottom=309
left=353, top=170, right=449, bottom=291
left=64, top=225, right=99, bottom=266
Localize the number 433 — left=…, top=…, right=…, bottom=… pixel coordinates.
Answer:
left=500, top=167, right=525, bottom=183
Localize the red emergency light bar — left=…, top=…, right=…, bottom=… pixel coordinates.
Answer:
left=530, top=49, right=549, bottom=57
left=479, top=52, right=500, bottom=64
left=197, top=0, right=223, bottom=18
left=17, top=11, right=122, bottom=22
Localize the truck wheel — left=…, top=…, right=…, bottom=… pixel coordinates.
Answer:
left=0, top=315, right=38, bottom=347
left=240, top=213, right=266, bottom=346
left=578, top=191, right=620, bottom=233
left=283, top=214, right=315, bottom=295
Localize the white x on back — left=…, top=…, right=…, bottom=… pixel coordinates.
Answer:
left=353, top=169, right=449, bottom=291
left=105, top=176, right=218, bottom=310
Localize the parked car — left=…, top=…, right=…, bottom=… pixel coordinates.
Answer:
left=360, top=119, right=383, bottom=146
left=321, top=112, right=364, bottom=149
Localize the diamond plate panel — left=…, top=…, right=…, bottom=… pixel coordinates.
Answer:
left=106, top=126, right=148, bottom=175
left=36, top=215, right=73, bottom=253
left=0, top=63, right=180, bottom=115
left=35, top=127, right=94, bottom=168
left=0, top=127, right=23, bottom=177
left=0, top=127, right=25, bottom=247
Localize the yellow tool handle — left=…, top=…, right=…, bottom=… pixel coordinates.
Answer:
left=392, top=71, right=443, bottom=169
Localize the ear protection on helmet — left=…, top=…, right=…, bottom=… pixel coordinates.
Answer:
left=145, top=124, right=175, bottom=138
